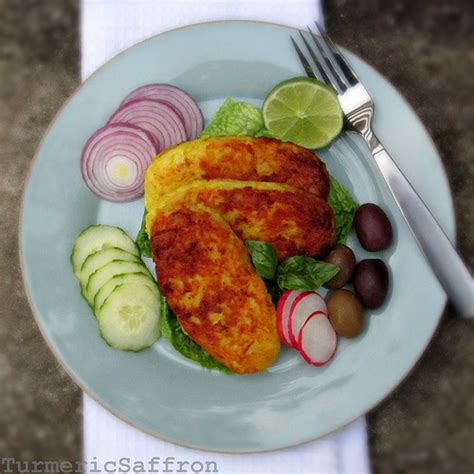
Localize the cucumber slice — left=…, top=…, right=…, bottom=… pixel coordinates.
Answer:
left=85, top=260, right=152, bottom=306
left=94, top=272, right=158, bottom=312
left=71, top=225, right=139, bottom=276
left=97, top=283, right=161, bottom=351
left=79, top=247, right=140, bottom=289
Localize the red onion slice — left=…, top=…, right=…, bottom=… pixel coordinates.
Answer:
left=81, top=123, right=158, bottom=201
left=117, top=97, right=184, bottom=132
left=120, top=84, right=203, bottom=140
left=108, top=98, right=186, bottom=152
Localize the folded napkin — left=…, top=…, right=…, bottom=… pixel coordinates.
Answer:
left=81, top=1, right=371, bottom=472
left=82, top=0, right=324, bottom=79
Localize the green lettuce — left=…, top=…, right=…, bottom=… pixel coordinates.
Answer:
left=160, top=295, right=231, bottom=373
left=201, top=97, right=274, bottom=137
left=327, top=176, right=358, bottom=244
left=135, top=209, right=151, bottom=257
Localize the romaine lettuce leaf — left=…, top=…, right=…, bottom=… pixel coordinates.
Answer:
left=135, top=209, right=151, bottom=257
left=327, top=176, right=358, bottom=244
left=159, top=295, right=231, bottom=373
left=201, top=97, right=273, bottom=137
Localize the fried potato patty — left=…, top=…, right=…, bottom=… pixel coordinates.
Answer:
left=144, top=136, right=330, bottom=210
left=151, top=205, right=280, bottom=374
left=146, top=180, right=335, bottom=261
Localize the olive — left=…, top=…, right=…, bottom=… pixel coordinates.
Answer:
left=354, top=203, right=393, bottom=251
left=327, top=289, right=364, bottom=338
left=353, top=259, right=389, bottom=309
left=324, top=245, right=356, bottom=289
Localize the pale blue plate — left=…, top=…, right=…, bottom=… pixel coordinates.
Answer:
left=20, top=21, right=454, bottom=452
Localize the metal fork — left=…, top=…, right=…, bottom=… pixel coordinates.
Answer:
left=292, top=23, right=473, bottom=317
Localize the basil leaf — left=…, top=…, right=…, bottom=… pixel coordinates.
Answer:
left=245, top=240, right=278, bottom=279
left=159, top=296, right=231, bottom=373
left=276, top=255, right=339, bottom=291
left=327, top=175, right=358, bottom=244
left=135, top=209, right=151, bottom=258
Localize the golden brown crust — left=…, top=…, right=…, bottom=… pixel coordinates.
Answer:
left=146, top=136, right=335, bottom=373
left=147, top=180, right=335, bottom=261
left=151, top=205, right=280, bottom=374
left=145, top=136, right=330, bottom=210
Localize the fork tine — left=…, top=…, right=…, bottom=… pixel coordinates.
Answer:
left=307, top=25, right=348, bottom=92
left=297, top=32, right=330, bottom=84
left=313, top=21, right=359, bottom=85
left=290, top=37, right=318, bottom=80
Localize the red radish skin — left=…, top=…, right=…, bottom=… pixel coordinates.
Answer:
left=120, top=84, right=204, bottom=140
left=292, top=310, right=326, bottom=351
left=298, top=312, right=338, bottom=367
left=287, top=290, right=311, bottom=347
left=288, top=291, right=327, bottom=348
left=81, top=123, right=158, bottom=201
left=276, top=290, right=292, bottom=347
left=276, top=290, right=304, bottom=347
left=108, top=99, right=186, bottom=152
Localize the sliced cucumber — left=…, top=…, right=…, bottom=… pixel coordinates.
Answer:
left=71, top=225, right=139, bottom=276
left=79, top=247, right=140, bottom=289
left=85, top=260, right=152, bottom=306
left=97, top=283, right=161, bottom=351
left=94, top=272, right=158, bottom=312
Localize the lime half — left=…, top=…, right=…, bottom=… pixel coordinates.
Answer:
left=262, top=77, right=343, bottom=149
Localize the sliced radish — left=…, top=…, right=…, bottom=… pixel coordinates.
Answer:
left=120, top=84, right=204, bottom=140
left=276, top=290, right=305, bottom=347
left=108, top=99, right=187, bottom=152
left=288, top=291, right=327, bottom=348
left=298, top=312, right=337, bottom=366
left=81, top=123, right=158, bottom=201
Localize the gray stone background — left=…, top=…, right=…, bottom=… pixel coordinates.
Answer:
left=0, top=0, right=472, bottom=472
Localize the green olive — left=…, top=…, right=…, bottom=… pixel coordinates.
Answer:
left=327, top=289, right=364, bottom=338
left=324, top=245, right=356, bottom=289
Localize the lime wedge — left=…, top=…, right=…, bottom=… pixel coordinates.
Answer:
left=262, top=77, right=343, bottom=149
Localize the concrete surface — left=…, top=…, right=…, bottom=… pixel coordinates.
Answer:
left=0, top=0, right=472, bottom=472
left=0, top=0, right=81, bottom=463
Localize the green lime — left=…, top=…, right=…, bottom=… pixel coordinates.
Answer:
left=262, top=77, right=343, bottom=149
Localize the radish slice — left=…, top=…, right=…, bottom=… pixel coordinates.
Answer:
left=288, top=292, right=327, bottom=348
left=298, top=312, right=337, bottom=366
left=81, top=123, right=158, bottom=201
left=120, top=84, right=203, bottom=140
left=108, top=99, right=187, bottom=152
left=290, top=309, right=326, bottom=351
left=277, top=290, right=305, bottom=347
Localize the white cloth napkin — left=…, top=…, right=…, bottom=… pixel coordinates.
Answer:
left=81, top=1, right=371, bottom=473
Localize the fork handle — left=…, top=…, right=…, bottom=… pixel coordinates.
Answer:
left=368, top=137, right=474, bottom=317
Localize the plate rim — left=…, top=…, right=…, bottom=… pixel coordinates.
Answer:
left=19, top=19, right=455, bottom=453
